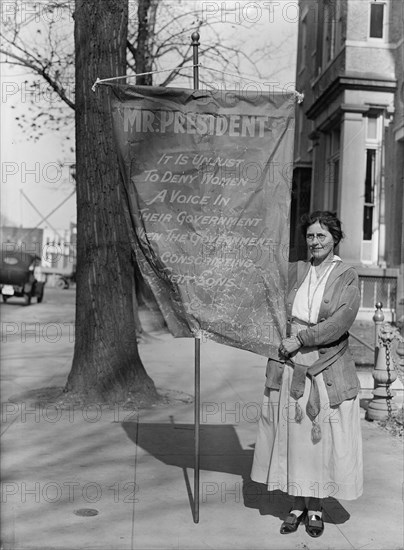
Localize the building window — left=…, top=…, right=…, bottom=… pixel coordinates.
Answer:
left=326, top=127, right=340, bottom=211
left=369, top=2, right=384, bottom=39
left=361, top=114, right=383, bottom=264
left=331, top=158, right=339, bottom=211
left=300, top=15, right=307, bottom=71
left=363, top=149, right=376, bottom=241
left=311, top=2, right=318, bottom=73
left=321, top=0, right=343, bottom=69
left=322, top=1, right=334, bottom=66
left=334, top=0, right=343, bottom=51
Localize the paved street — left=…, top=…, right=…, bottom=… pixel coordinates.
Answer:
left=1, top=288, right=403, bottom=550
left=1, top=287, right=76, bottom=405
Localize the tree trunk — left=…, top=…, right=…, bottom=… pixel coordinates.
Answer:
left=66, top=0, right=158, bottom=404
left=135, top=0, right=158, bottom=85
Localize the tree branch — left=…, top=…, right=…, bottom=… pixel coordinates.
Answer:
left=126, top=39, right=137, bottom=62
left=0, top=47, right=75, bottom=110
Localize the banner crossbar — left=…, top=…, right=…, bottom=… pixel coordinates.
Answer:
left=92, top=65, right=201, bottom=92
left=92, top=63, right=304, bottom=103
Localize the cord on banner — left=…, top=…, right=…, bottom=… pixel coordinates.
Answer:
left=91, top=64, right=201, bottom=92
left=92, top=63, right=304, bottom=103
left=205, top=66, right=304, bottom=103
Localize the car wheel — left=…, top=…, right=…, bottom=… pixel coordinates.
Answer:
left=24, top=293, right=32, bottom=306
left=56, top=278, right=66, bottom=289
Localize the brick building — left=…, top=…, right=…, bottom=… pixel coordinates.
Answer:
left=292, top=0, right=404, bottom=321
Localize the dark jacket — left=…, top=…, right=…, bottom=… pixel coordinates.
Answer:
left=265, top=260, right=361, bottom=408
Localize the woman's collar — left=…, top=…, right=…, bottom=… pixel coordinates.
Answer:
left=310, top=254, right=342, bottom=265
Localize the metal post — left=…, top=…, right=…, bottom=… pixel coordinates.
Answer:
left=191, top=30, right=200, bottom=524
left=397, top=338, right=404, bottom=374
left=373, top=301, right=384, bottom=349
left=194, top=336, right=200, bottom=523
left=373, top=301, right=384, bottom=365
left=192, top=32, right=200, bottom=90
left=367, top=302, right=398, bottom=420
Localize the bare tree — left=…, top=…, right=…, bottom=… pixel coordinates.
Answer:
left=1, top=0, right=290, bottom=136
left=1, top=0, right=293, bottom=403
left=0, top=1, right=75, bottom=141
left=64, top=0, right=158, bottom=404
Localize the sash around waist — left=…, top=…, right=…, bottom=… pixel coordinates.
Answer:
left=287, top=316, right=315, bottom=337
left=291, top=317, right=316, bottom=327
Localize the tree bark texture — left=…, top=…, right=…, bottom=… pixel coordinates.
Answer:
left=67, top=0, right=157, bottom=403
left=135, top=0, right=158, bottom=85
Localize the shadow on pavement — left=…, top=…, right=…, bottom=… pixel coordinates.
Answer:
left=242, top=479, right=350, bottom=525
left=121, top=420, right=350, bottom=525
left=122, top=420, right=253, bottom=477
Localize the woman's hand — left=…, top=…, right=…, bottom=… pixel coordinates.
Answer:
left=279, top=335, right=301, bottom=357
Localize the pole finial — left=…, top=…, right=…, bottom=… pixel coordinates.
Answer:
left=191, top=32, right=200, bottom=90
left=373, top=302, right=384, bottom=323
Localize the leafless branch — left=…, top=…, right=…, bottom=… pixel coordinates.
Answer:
left=0, top=47, right=75, bottom=110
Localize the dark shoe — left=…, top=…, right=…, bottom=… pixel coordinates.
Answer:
left=305, top=514, right=324, bottom=537
left=280, top=511, right=306, bottom=534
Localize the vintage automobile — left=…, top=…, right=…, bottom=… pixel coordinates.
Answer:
left=0, top=251, right=46, bottom=305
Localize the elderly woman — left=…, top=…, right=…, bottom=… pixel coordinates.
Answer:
left=251, top=211, right=363, bottom=537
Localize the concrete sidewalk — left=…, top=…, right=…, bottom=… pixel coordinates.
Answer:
left=1, top=306, right=403, bottom=550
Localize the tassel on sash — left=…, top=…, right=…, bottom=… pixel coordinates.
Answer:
left=294, top=400, right=304, bottom=423
left=290, top=364, right=322, bottom=443
left=311, top=420, right=321, bottom=443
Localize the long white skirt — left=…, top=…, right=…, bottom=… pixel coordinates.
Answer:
left=251, top=345, right=363, bottom=500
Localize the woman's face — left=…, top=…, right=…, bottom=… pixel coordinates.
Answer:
left=306, top=221, right=335, bottom=262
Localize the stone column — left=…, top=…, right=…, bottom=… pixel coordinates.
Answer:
left=338, top=111, right=365, bottom=264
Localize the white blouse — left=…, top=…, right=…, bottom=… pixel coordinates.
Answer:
left=292, top=255, right=342, bottom=324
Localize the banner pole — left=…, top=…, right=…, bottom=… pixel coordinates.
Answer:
left=192, top=31, right=200, bottom=89
left=191, top=30, right=200, bottom=524
left=194, top=335, right=200, bottom=522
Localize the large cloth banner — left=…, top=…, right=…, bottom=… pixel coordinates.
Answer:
left=109, top=84, right=294, bottom=357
